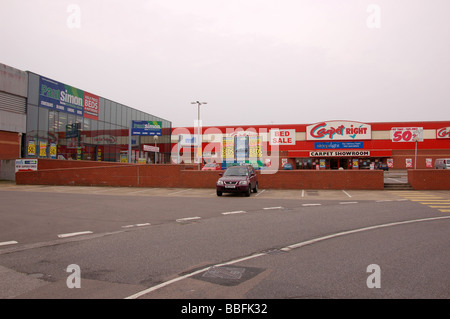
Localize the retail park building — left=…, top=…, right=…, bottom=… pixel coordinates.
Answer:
left=1, top=62, right=450, bottom=181
left=171, top=121, right=450, bottom=170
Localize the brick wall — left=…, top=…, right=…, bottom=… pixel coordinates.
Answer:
left=0, top=131, right=20, bottom=160
left=408, top=169, right=450, bottom=190
left=16, top=159, right=384, bottom=189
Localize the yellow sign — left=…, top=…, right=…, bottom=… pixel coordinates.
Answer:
left=28, top=140, right=36, bottom=156
left=39, top=142, right=47, bottom=157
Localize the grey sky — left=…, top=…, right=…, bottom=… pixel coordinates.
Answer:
left=1, top=0, right=449, bottom=128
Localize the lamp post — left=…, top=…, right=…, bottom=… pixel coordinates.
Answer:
left=191, top=101, right=207, bottom=169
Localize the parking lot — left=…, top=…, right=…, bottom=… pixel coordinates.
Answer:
left=1, top=180, right=449, bottom=300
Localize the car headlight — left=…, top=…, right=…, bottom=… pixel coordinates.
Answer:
left=217, top=180, right=224, bottom=186
left=239, top=180, right=248, bottom=186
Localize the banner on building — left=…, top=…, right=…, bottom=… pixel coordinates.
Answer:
left=132, top=121, right=162, bottom=136
left=39, top=76, right=99, bottom=120
left=391, top=127, right=423, bottom=142
left=306, top=121, right=371, bottom=141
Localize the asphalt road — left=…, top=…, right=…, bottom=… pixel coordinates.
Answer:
left=0, top=183, right=449, bottom=305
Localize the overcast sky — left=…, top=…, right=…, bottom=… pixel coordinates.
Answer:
left=1, top=0, right=449, bottom=128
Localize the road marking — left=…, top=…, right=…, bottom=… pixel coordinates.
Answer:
left=0, top=241, right=18, bottom=247
left=340, top=201, right=358, bottom=205
left=176, top=216, right=201, bottom=222
left=376, top=200, right=393, bottom=202
left=123, top=223, right=151, bottom=228
left=125, top=252, right=266, bottom=299
left=302, top=203, right=321, bottom=207
left=57, top=231, right=93, bottom=238
left=429, top=206, right=450, bottom=208
left=125, top=215, right=450, bottom=299
left=254, top=189, right=266, bottom=197
left=342, top=190, right=352, bottom=198
left=301, top=190, right=305, bottom=197
left=127, top=189, right=155, bottom=195
left=222, top=211, right=246, bottom=215
left=167, top=189, right=192, bottom=196
left=440, top=210, right=450, bottom=213
left=263, top=207, right=284, bottom=210
left=281, top=215, right=450, bottom=252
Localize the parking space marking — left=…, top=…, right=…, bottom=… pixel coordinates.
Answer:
left=254, top=189, right=266, bottom=197
left=302, top=203, right=322, bottom=207
left=57, top=231, right=93, bottom=238
left=340, top=201, right=358, bottom=205
left=342, top=190, right=352, bottom=198
left=167, top=189, right=193, bottom=196
left=0, top=241, right=18, bottom=247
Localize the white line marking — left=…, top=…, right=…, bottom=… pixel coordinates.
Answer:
left=176, top=216, right=201, bottom=222
left=340, top=201, right=358, bottom=205
left=127, top=189, right=155, bottom=195
left=136, top=223, right=151, bottom=227
left=302, top=203, right=322, bottom=207
left=254, top=189, right=266, bottom=197
left=301, top=190, right=305, bottom=197
left=376, top=200, right=393, bottom=202
left=263, top=207, right=284, bottom=210
left=125, top=215, right=450, bottom=299
left=125, top=252, right=266, bottom=299
left=0, top=241, right=18, bottom=247
left=342, top=190, right=352, bottom=198
left=222, top=211, right=246, bottom=215
left=122, top=225, right=135, bottom=228
left=281, top=216, right=450, bottom=252
left=167, top=189, right=192, bottom=196
left=57, top=231, right=93, bottom=238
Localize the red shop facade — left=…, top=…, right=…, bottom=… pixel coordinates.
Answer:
left=171, top=120, right=450, bottom=170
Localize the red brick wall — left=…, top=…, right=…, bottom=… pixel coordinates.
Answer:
left=258, top=170, right=384, bottom=190
left=408, top=169, right=450, bottom=190
left=16, top=159, right=384, bottom=189
left=0, top=131, right=20, bottom=160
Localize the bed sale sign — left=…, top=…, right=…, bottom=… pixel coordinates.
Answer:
left=269, top=129, right=296, bottom=145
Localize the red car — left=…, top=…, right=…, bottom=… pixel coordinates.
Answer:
left=216, top=165, right=258, bottom=197
left=202, top=163, right=222, bottom=171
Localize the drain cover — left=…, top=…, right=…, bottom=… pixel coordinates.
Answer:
left=202, top=266, right=246, bottom=280
left=194, top=266, right=264, bottom=286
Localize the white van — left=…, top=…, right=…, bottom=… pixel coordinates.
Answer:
left=435, top=158, right=450, bottom=169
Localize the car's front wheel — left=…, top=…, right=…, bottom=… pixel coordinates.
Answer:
left=217, top=190, right=222, bottom=196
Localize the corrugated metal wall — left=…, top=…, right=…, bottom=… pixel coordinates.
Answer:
left=0, top=91, right=26, bottom=114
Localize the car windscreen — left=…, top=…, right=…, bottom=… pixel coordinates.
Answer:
left=223, top=167, right=248, bottom=176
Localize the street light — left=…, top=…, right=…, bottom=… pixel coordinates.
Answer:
left=191, top=101, right=207, bottom=169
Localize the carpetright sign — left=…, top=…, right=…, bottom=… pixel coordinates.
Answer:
left=306, top=121, right=372, bottom=141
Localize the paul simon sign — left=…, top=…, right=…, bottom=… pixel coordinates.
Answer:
left=306, top=121, right=372, bottom=141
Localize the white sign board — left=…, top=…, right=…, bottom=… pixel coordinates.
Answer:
left=391, top=127, right=423, bottom=142
left=269, top=129, right=296, bottom=145
left=306, top=121, right=372, bottom=141
left=15, top=159, right=38, bottom=173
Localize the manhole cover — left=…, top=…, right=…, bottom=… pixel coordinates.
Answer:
left=194, top=266, right=265, bottom=286
left=202, top=266, right=245, bottom=280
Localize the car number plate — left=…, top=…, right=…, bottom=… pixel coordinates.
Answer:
left=225, top=185, right=236, bottom=188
